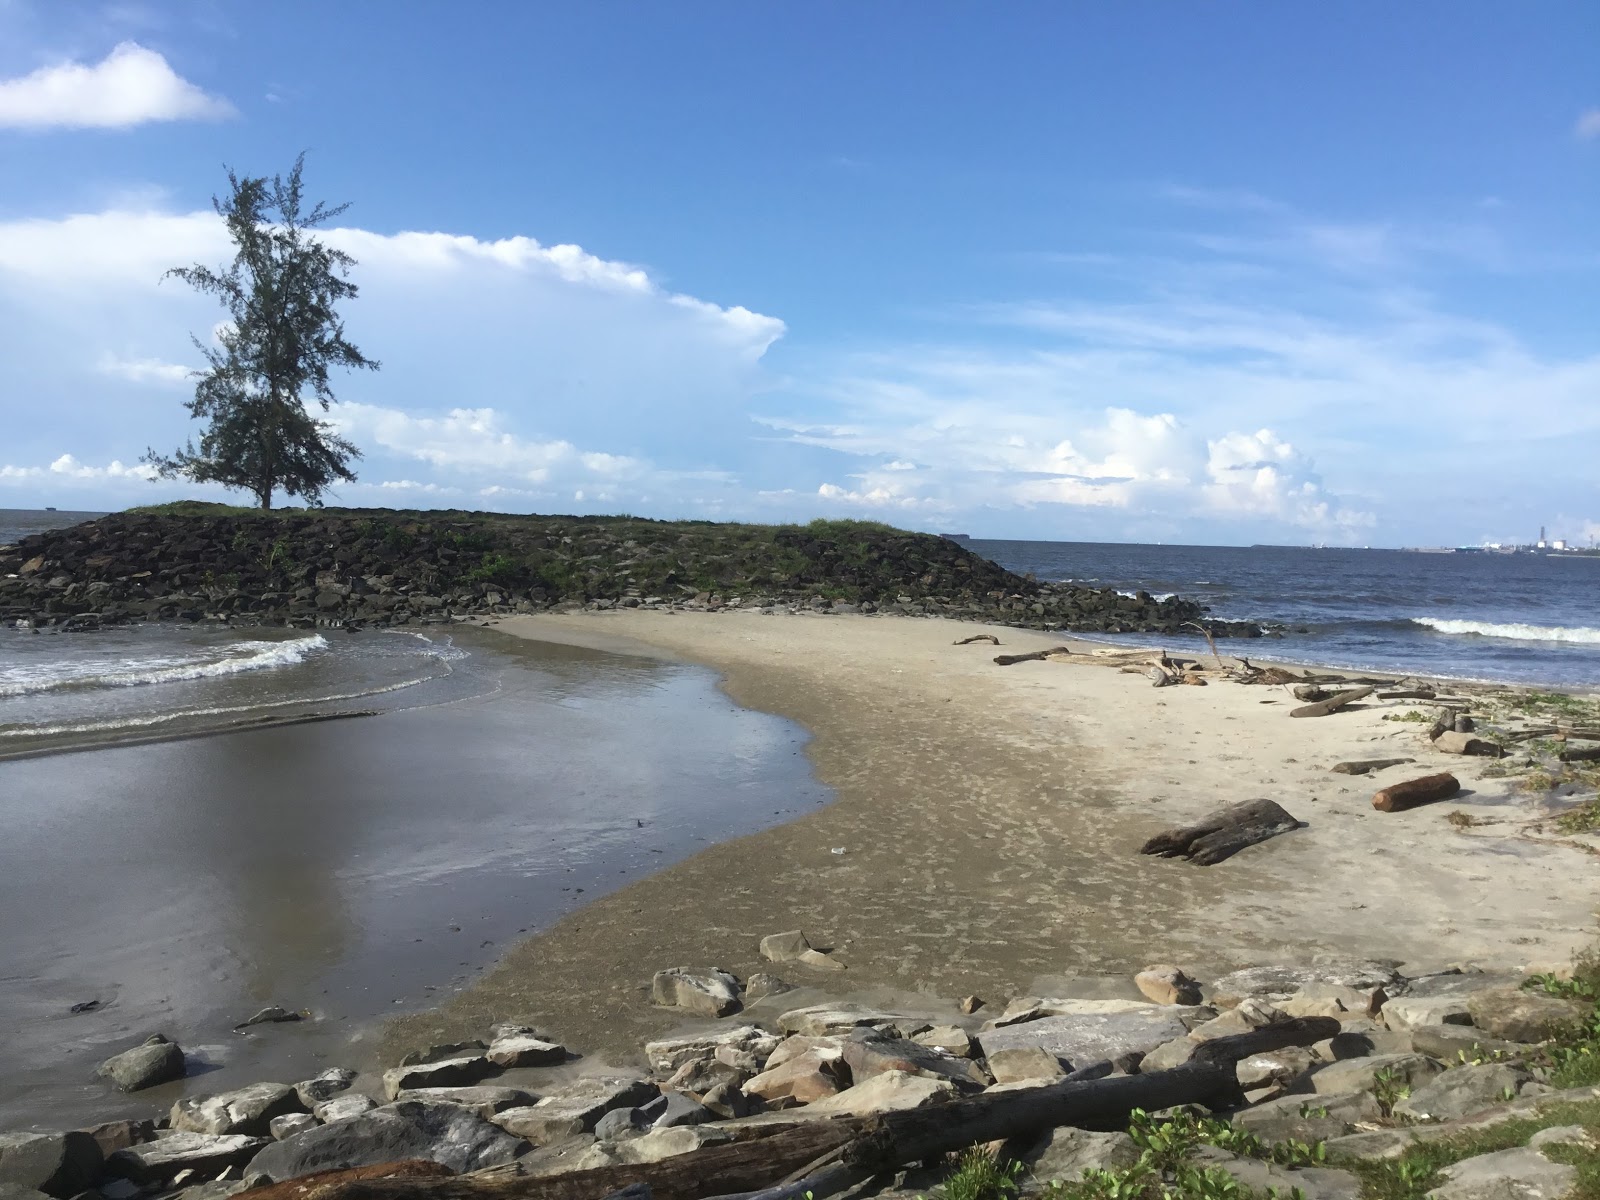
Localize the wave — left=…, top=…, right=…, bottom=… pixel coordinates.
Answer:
left=1116, top=589, right=1177, bottom=602
left=0, top=635, right=328, bottom=698
left=1411, top=618, right=1600, bottom=645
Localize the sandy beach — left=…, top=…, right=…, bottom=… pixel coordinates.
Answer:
left=382, top=610, right=1599, bottom=1066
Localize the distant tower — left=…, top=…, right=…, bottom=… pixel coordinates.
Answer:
left=1539, top=525, right=1547, bottom=549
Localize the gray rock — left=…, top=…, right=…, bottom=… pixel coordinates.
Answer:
left=698, top=1082, right=754, bottom=1120
left=490, top=1077, right=658, bottom=1144
left=912, top=1026, right=975, bottom=1058
left=1012, top=1127, right=1140, bottom=1191
left=644, top=1026, right=775, bottom=1075
left=1236, top=1047, right=1315, bottom=1090
left=1395, top=1064, right=1536, bottom=1122
left=842, top=1028, right=991, bottom=1089
left=1135, top=965, right=1202, bottom=1007
left=171, top=1082, right=304, bottom=1136
left=1408, top=1025, right=1533, bottom=1063
left=1279, top=984, right=1387, bottom=1020
left=485, top=1035, right=565, bottom=1069
left=651, top=968, right=742, bottom=1017
left=988, top=1047, right=1068, bottom=1085
left=382, top=1055, right=497, bottom=1101
left=1234, top=1091, right=1380, bottom=1143
left=77, top=1120, right=154, bottom=1158
left=649, top=1093, right=713, bottom=1129
left=243, top=1101, right=526, bottom=1184
left=1427, top=1146, right=1576, bottom=1200
left=776, top=1003, right=912, bottom=1037
left=234, top=1006, right=302, bottom=1030
left=1528, top=1125, right=1596, bottom=1151
left=574, top=1126, right=732, bottom=1169
left=1323, top=1128, right=1454, bottom=1161
left=395, top=1086, right=537, bottom=1118
left=268, top=1114, right=318, bottom=1141
left=1467, top=988, right=1591, bottom=1043
left=745, top=974, right=794, bottom=1002
left=1211, top=961, right=1402, bottom=1008
left=313, top=1094, right=378, bottom=1124
left=798, top=1071, right=955, bottom=1116
left=97, top=1036, right=186, bottom=1093
left=592, top=1108, right=646, bottom=1143
left=1189, top=1147, right=1361, bottom=1200
left=1314, top=1018, right=1414, bottom=1062
left=108, top=1133, right=268, bottom=1183
left=759, top=931, right=814, bottom=962
left=977, top=1007, right=1191, bottom=1070
left=1310, top=1052, right=1446, bottom=1095
left=1382, top=996, right=1472, bottom=1030
left=398, top=1040, right=488, bottom=1068
left=294, top=1068, right=357, bottom=1107
left=0, top=1132, right=103, bottom=1199
left=1139, top=1037, right=1198, bottom=1072
left=1402, top=971, right=1524, bottom=999
left=0, top=1185, right=52, bottom=1200
left=1187, top=998, right=1289, bottom=1041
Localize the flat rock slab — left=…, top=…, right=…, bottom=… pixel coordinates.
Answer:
left=976, top=1008, right=1192, bottom=1070
left=1212, top=961, right=1402, bottom=1008
left=1396, top=1064, right=1536, bottom=1122
left=1011, top=1128, right=1141, bottom=1193
left=643, top=1026, right=775, bottom=1075
left=294, top=1069, right=357, bottom=1107
left=1382, top=996, right=1472, bottom=1030
left=108, top=1133, right=268, bottom=1183
left=382, top=1056, right=497, bottom=1101
left=243, top=1101, right=525, bottom=1184
left=490, top=1077, right=658, bottom=1144
left=1191, top=1148, right=1361, bottom=1200
left=1234, top=1090, right=1380, bottom=1143
left=1467, top=988, right=1591, bottom=1042
left=777, top=1004, right=911, bottom=1037
left=314, top=1095, right=378, bottom=1124
left=394, top=1087, right=538, bottom=1118
left=794, top=1070, right=955, bottom=1116
left=486, top=1035, right=565, bottom=1069
left=172, top=1083, right=303, bottom=1136
left=1311, top=1052, right=1446, bottom=1096
left=1427, top=1146, right=1575, bottom=1200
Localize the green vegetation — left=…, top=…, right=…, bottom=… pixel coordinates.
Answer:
left=144, top=154, right=379, bottom=510
left=1370, top=1067, right=1411, bottom=1119
left=126, top=500, right=270, bottom=517
left=932, top=1147, right=1025, bottom=1200
left=1554, top=797, right=1600, bottom=833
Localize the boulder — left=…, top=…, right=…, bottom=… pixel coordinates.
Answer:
left=1279, top=983, right=1386, bottom=1020
left=744, top=974, right=794, bottom=1002
left=912, top=1026, right=975, bottom=1058
left=295, top=1068, right=357, bottom=1107
left=171, top=1083, right=304, bottom=1136
left=1383, top=996, right=1473, bottom=1030
left=1189, top=1147, right=1361, bottom=1200
left=1311, top=1052, right=1446, bottom=1096
left=489, top=1077, right=658, bottom=1143
left=1313, top=1018, right=1414, bottom=1062
left=1394, top=1063, right=1537, bottom=1122
left=107, top=1133, right=268, bottom=1183
left=797, top=1071, right=955, bottom=1116
left=314, top=1094, right=379, bottom=1124
left=268, top=1115, right=318, bottom=1141
left=1234, top=1091, right=1380, bottom=1143
left=235, top=1006, right=302, bottom=1030
left=1467, top=988, right=1591, bottom=1043
left=698, top=1082, right=754, bottom=1121
left=759, top=931, right=813, bottom=962
left=841, top=1029, right=991, bottom=1089
left=1135, top=965, right=1202, bottom=1006
left=987, top=1047, right=1068, bottom=1085
left=1323, top=1128, right=1454, bottom=1162
left=97, top=1035, right=186, bottom=1093
left=1236, top=1047, right=1316, bottom=1090
left=1211, top=961, right=1401, bottom=1008
left=743, top=1051, right=846, bottom=1105
left=243, top=1101, right=526, bottom=1184
left=979, top=1005, right=1192, bottom=1072
left=1408, top=1025, right=1534, bottom=1062
left=777, top=1004, right=909, bottom=1037
left=1427, top=1146, right=1575, bottom=1200
left=1188, top=998, right=1288, bottom=1041
left=644, top=1026, right=775, bottom=1076
left=382, top=1055, right=497, bottom=1101
left=0, top=1133, right=103, bottom=1199
left=1403, top=970, right=1524, bottom=999
left=398, top=1040, right=488, bottom=1068
left=0, top=1186, right=51, bottom=1200
left=1139, top=1037, right=1199, bottom=1072
left=651, top=968, right=742, bottom=1018
left=988, top=997, right=1205, bottom=1028
left=1012, top=1128, right=1140, bottom=1190
left=1434, top=733, right=1503, bottom=757
left=485, top=1035, right=565, bottom=1069
left=77, top=1120, right=154, bottom=1159
left=646, top=1092, right=713, bottom=1129
left=394, top=1087, right=538, bottom=1118
left=574, top=1126, right=732, bottom=1170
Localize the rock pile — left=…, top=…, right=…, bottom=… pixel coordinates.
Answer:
left=0, top=510, right=1263, bottom=637
left=8, top=952, right=1595, bottom=1200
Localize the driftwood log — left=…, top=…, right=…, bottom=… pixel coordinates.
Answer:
left=953, top=635, right=1001, bottom=646
left=1379, top=688, right=1437, bottom=700
left=302, top=1022, right=1341, bottom=1200
left=1330, top=757, right=1414, bottom=776
left=1139, top=798, right=1302, bottom=865
left=1559, top=745, right=1600, bottom=763
left=1372, top=772, right=1461, bottom=812
left=993, top=647, right=1071, bottom=666
left=1290, top=687, right=1374, bottom=718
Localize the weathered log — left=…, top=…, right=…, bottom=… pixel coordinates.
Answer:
left=1139, top=798, right=1302, bottom=864
left=1147, top=665, right=1174, bottom=687
left=1559, top=745, right=1600, bottom=763
left=1372, top=772, right=1461, bottom=812
left=1291, top=685, right=1330, bottom=702
left=1331, top=757, right=1414, bottom=775
left=993, top=647, right=1072, bottom=666
left=953, top=635, right=1001, bottom=646
left=1379, top=688, right=1437, bottom=700
left=1434, top=732, right=1502, bottom=758
left=1290, top=686, right=1374, bottom=718
left=245, top=1162, right=456, bottom=1200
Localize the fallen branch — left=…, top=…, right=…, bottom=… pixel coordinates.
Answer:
left=1559, top=746, right=1600, bottom=763
left=1331, top=757, right=1414, bottom=776
left=953, top=634, right=1001, bottom=646
left=993, top=647, right=1072, bottom=666
left=1290, top=686, right=1374, bottom=718
left=1139, top=798, right=1302, bottom=865
left=1182, top=621, right=1225, bottom=671
left=1378, top=688, right=1437, bottom=700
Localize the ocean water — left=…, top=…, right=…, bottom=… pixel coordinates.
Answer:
left=971, top=540, right=1600, bottom=688
left=0, top=507, right=107, bottom=545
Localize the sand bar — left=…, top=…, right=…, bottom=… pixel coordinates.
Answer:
left=384, top=610, right=1598, bottom=1063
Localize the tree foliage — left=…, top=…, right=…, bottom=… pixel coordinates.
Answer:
left=146, top=154, right=378, bottom=509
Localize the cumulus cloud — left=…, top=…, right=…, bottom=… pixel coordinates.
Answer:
left=1577, top=109, right=1600, bottom=140
left=98, top=355, right=191, bottom=385
left=0, top=454, right=156, bottom=484
left=0, top=42, right=234, bottom=129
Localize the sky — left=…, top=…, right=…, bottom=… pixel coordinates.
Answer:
left=0, top=1, right=1596, bottom=547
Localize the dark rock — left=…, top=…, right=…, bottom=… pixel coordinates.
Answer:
left=234, top=1007, right=302, bottom=1030
left=397, top=1041, right=488, bottom=1068
left=75, top=1122, right=153, bottom=1159
left=171, top=1083, right=303, bottom=1136
left=243, top=1101, right=526, bottom=1184
left=107, top=1133, right=267, bottom=1183
left=97, top=1036, right=185, bottom=1093
left=0, top=1133, right=102, bottom=1199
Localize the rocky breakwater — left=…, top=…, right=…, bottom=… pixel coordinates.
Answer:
left=0, top=509, right=1263, bottom=637
left=10, top=946, right=1600, bottom=1200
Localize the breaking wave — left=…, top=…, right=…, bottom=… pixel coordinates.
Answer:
left=0, top=635, right=328, bottom=698
left=1412, top=618, right=1600, bottom=645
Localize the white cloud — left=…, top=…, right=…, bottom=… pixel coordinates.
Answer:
left=98, top=355, right=191, bottom=384
left=1577, top=109, right=1600, bottom=140
left=0, top=454, right=156, bottom=485
left=817, top=481, right=947, bottom=510
left=0, top=42, right=234, bottom=130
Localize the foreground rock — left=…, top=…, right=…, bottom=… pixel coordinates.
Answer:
left=171, top=1083, right=304, bottom=1136
left=1427, top=1145, right=1576, bottom=1200
left=0, top=1133, right=102, bottom=1199
left=490, top=1077, right=658, bottom=1144
left=108, top=1133, right=267, bottom=1183
left=244, top=1101, right=526, bottom=1184
left=382, top=1056, right=497, bottom=1101
left=652, top=968, right=742, bottom=1018
left=1466, top=987, right=1591, bottom=1042
left=977, top=1001, right=1199, bottom=1069
left=97, top=1036, right=186, bottom=1093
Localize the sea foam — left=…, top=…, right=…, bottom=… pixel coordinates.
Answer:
left=1412, top=618, right=1600, bottom=645
left=0, top=634, right=328, bottom=698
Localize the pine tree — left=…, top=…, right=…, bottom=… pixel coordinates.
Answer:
left=147, top=154, right=378, bottom=509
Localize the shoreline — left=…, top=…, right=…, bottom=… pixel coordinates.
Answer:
left=380, top=609, right=1600, bottom=1068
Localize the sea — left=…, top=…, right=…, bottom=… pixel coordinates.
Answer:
left=2, top=509, right=1598, bottom=1124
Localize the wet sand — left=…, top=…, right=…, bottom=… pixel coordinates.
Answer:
left=384, top=610, right=1600, bottom=1066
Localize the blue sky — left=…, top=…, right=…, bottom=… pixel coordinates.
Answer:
left=1, top=1, right=1596, bottom=546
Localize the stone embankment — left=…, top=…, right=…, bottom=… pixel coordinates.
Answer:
left=0, top=510, right=1265, bottom=637
left=7, top=942, right=1598, bottom=1200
